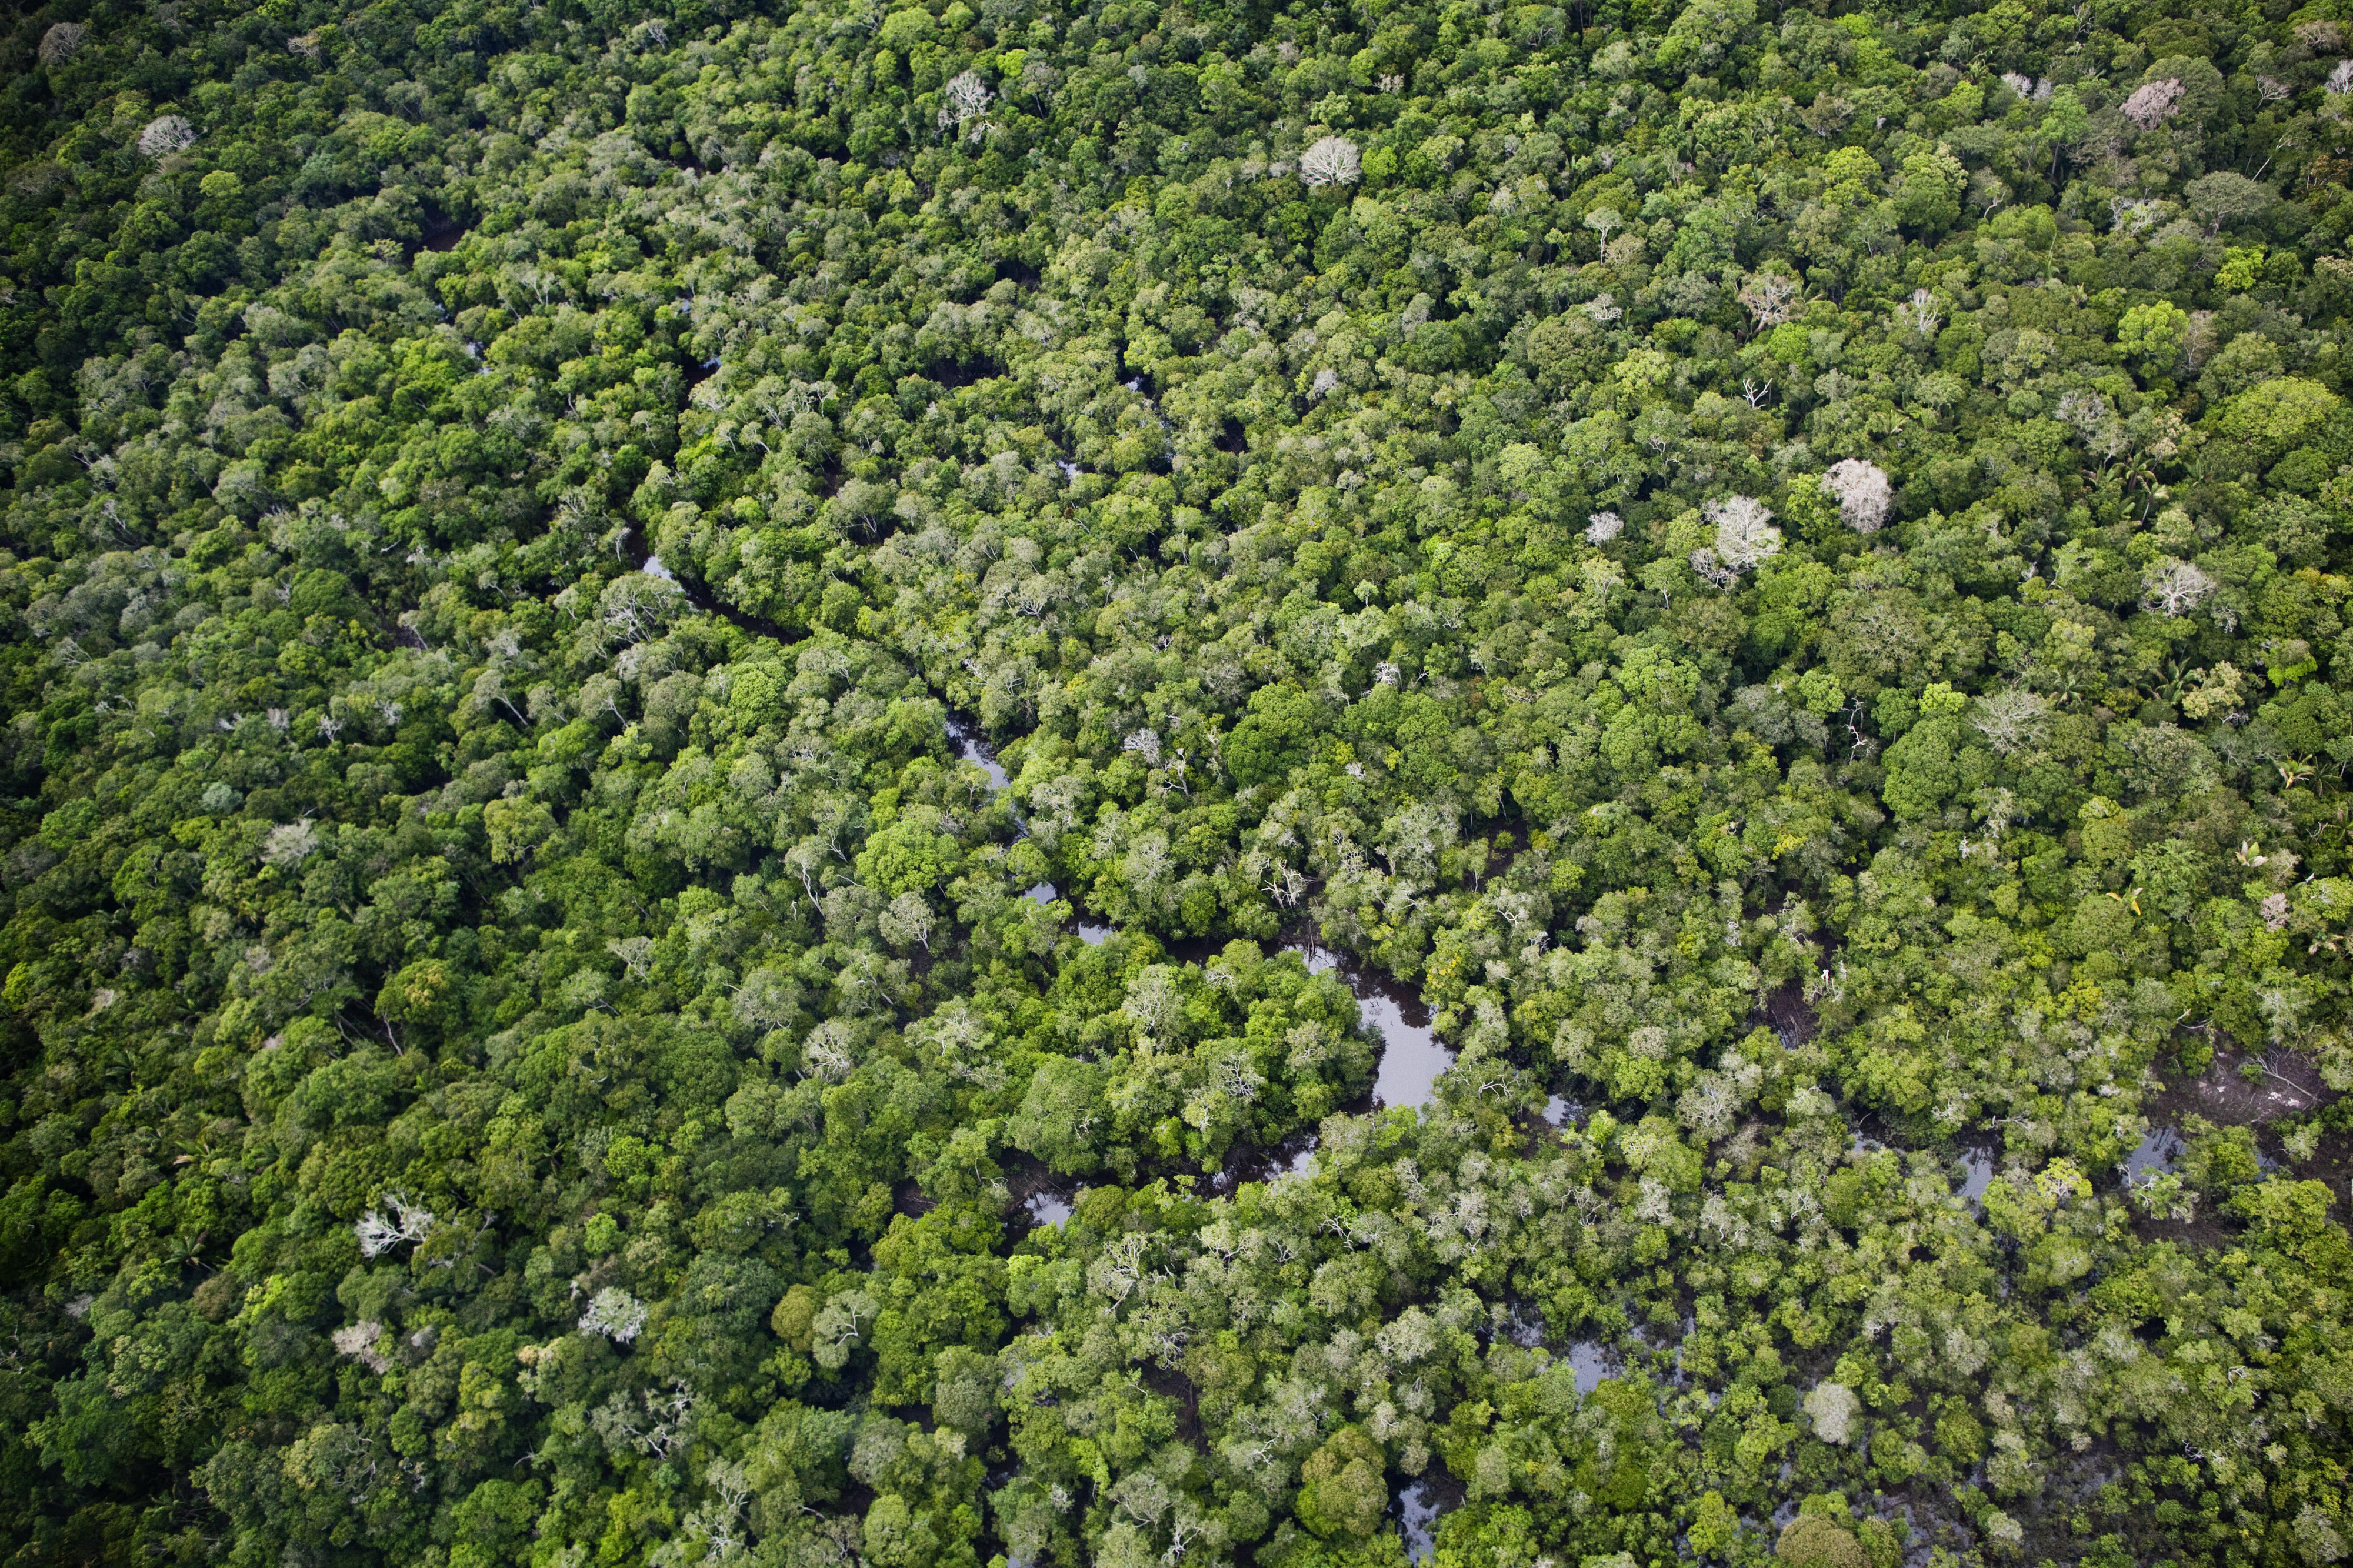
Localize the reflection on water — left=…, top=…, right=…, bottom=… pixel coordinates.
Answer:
left=1630, top=1315, right=1695, bottom=1388
left=1566, top=1340, right=1613, bottom=1393
left=642, top=554, right=677, bottom=582
left=1395, top=1480, right=1447, bottom=1564
left=1209, top=1135, right=1320, bottom=1193
left=1505, top=1303, right=1545, bottom=1347
left=1957, top=1144, right=1997, bottom=1203
left=1033, top=923, right=1451, bottom=1103
left=1285, top=939, right=1451, bottom=1110
left=1024, top=1188, right=1076, bottom=1227
left=1025, top=882, right=1056, bottom=905
left=1365, top=986, right=1448, bottom=1111
left=2125, top=1125, right=2185, bottom=1179
left=948, top=717, right=1011, bottom=793
left=1543, top=1096, right=1579, bottom=1127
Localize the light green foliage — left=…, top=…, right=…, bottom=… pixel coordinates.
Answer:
left=1, top=1, right=2351, bottom=1566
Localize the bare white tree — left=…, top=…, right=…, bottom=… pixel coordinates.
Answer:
left=332, top=1320, right=391, bottom=1374
left=938, top=71, right=993, bottom=141
left=355, top=1192, right=435, bottom=1259
left=1821, top=458, right=1894, bottom=533
left=1737, top=272, right=1801, bottom=329
left=1705, top=496, right=1783, bottom=571
left=1299, top=136, right=1361, bottom=187
left=592, top=1384, right=698, bottom=1457
left=2142, top=558, right=2218, bottom=618
left=1689, top=548, right=1741, bottom=589
left=1894, top=288, right=1941, bottom=337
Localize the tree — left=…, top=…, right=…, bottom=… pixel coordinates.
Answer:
left=5, top=4, right=2352, bottom=1566
left=1300, top=138, right=1362, bottom=188
left=1821, top=460, right=1892, bottom=533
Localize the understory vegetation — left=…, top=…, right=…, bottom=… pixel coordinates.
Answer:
left=4, top=0, right=2353, bottom=1564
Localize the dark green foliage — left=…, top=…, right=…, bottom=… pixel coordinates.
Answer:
left=1, top=0, right=2352, bottom=1564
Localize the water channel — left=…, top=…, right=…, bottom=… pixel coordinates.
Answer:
left=955, top=714, right=1469, bottom=1556
left=947, top=717, right=1457, bottom=1114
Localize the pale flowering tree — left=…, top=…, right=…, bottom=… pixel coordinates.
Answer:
left=1298, top=136, right=1361, bottom=187
left=578, top=1286, right=650, bottom=1343
left=261, top=818, right=320, bottom=868
left=1804, top=1380, right=1862, bottom=1444
left=2121, top=79, right=2184, bottom=131
left=878, top=890, right=936, bottom=952
left=1584, top=511, right=1624, bottom=544
left=1971, top=690, right=2052, bottom=755
left=1704, top=495, right=1782, bottom=571
left=2328, top=59, right=2353, bottom=95
left=332, top=1321, right=391, bottom=1373
left=606, top=935, right=655, bottom=979
left=138, top=115, right=196, bottom=158
left=38, top=22, right=87, bottom=66
left=800, top=1016, right=860, bottom=1080
left=1821, top=458, right=1893, bottom=533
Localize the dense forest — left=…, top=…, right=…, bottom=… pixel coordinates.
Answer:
left=3, top=0, right=2353, bottom=1563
